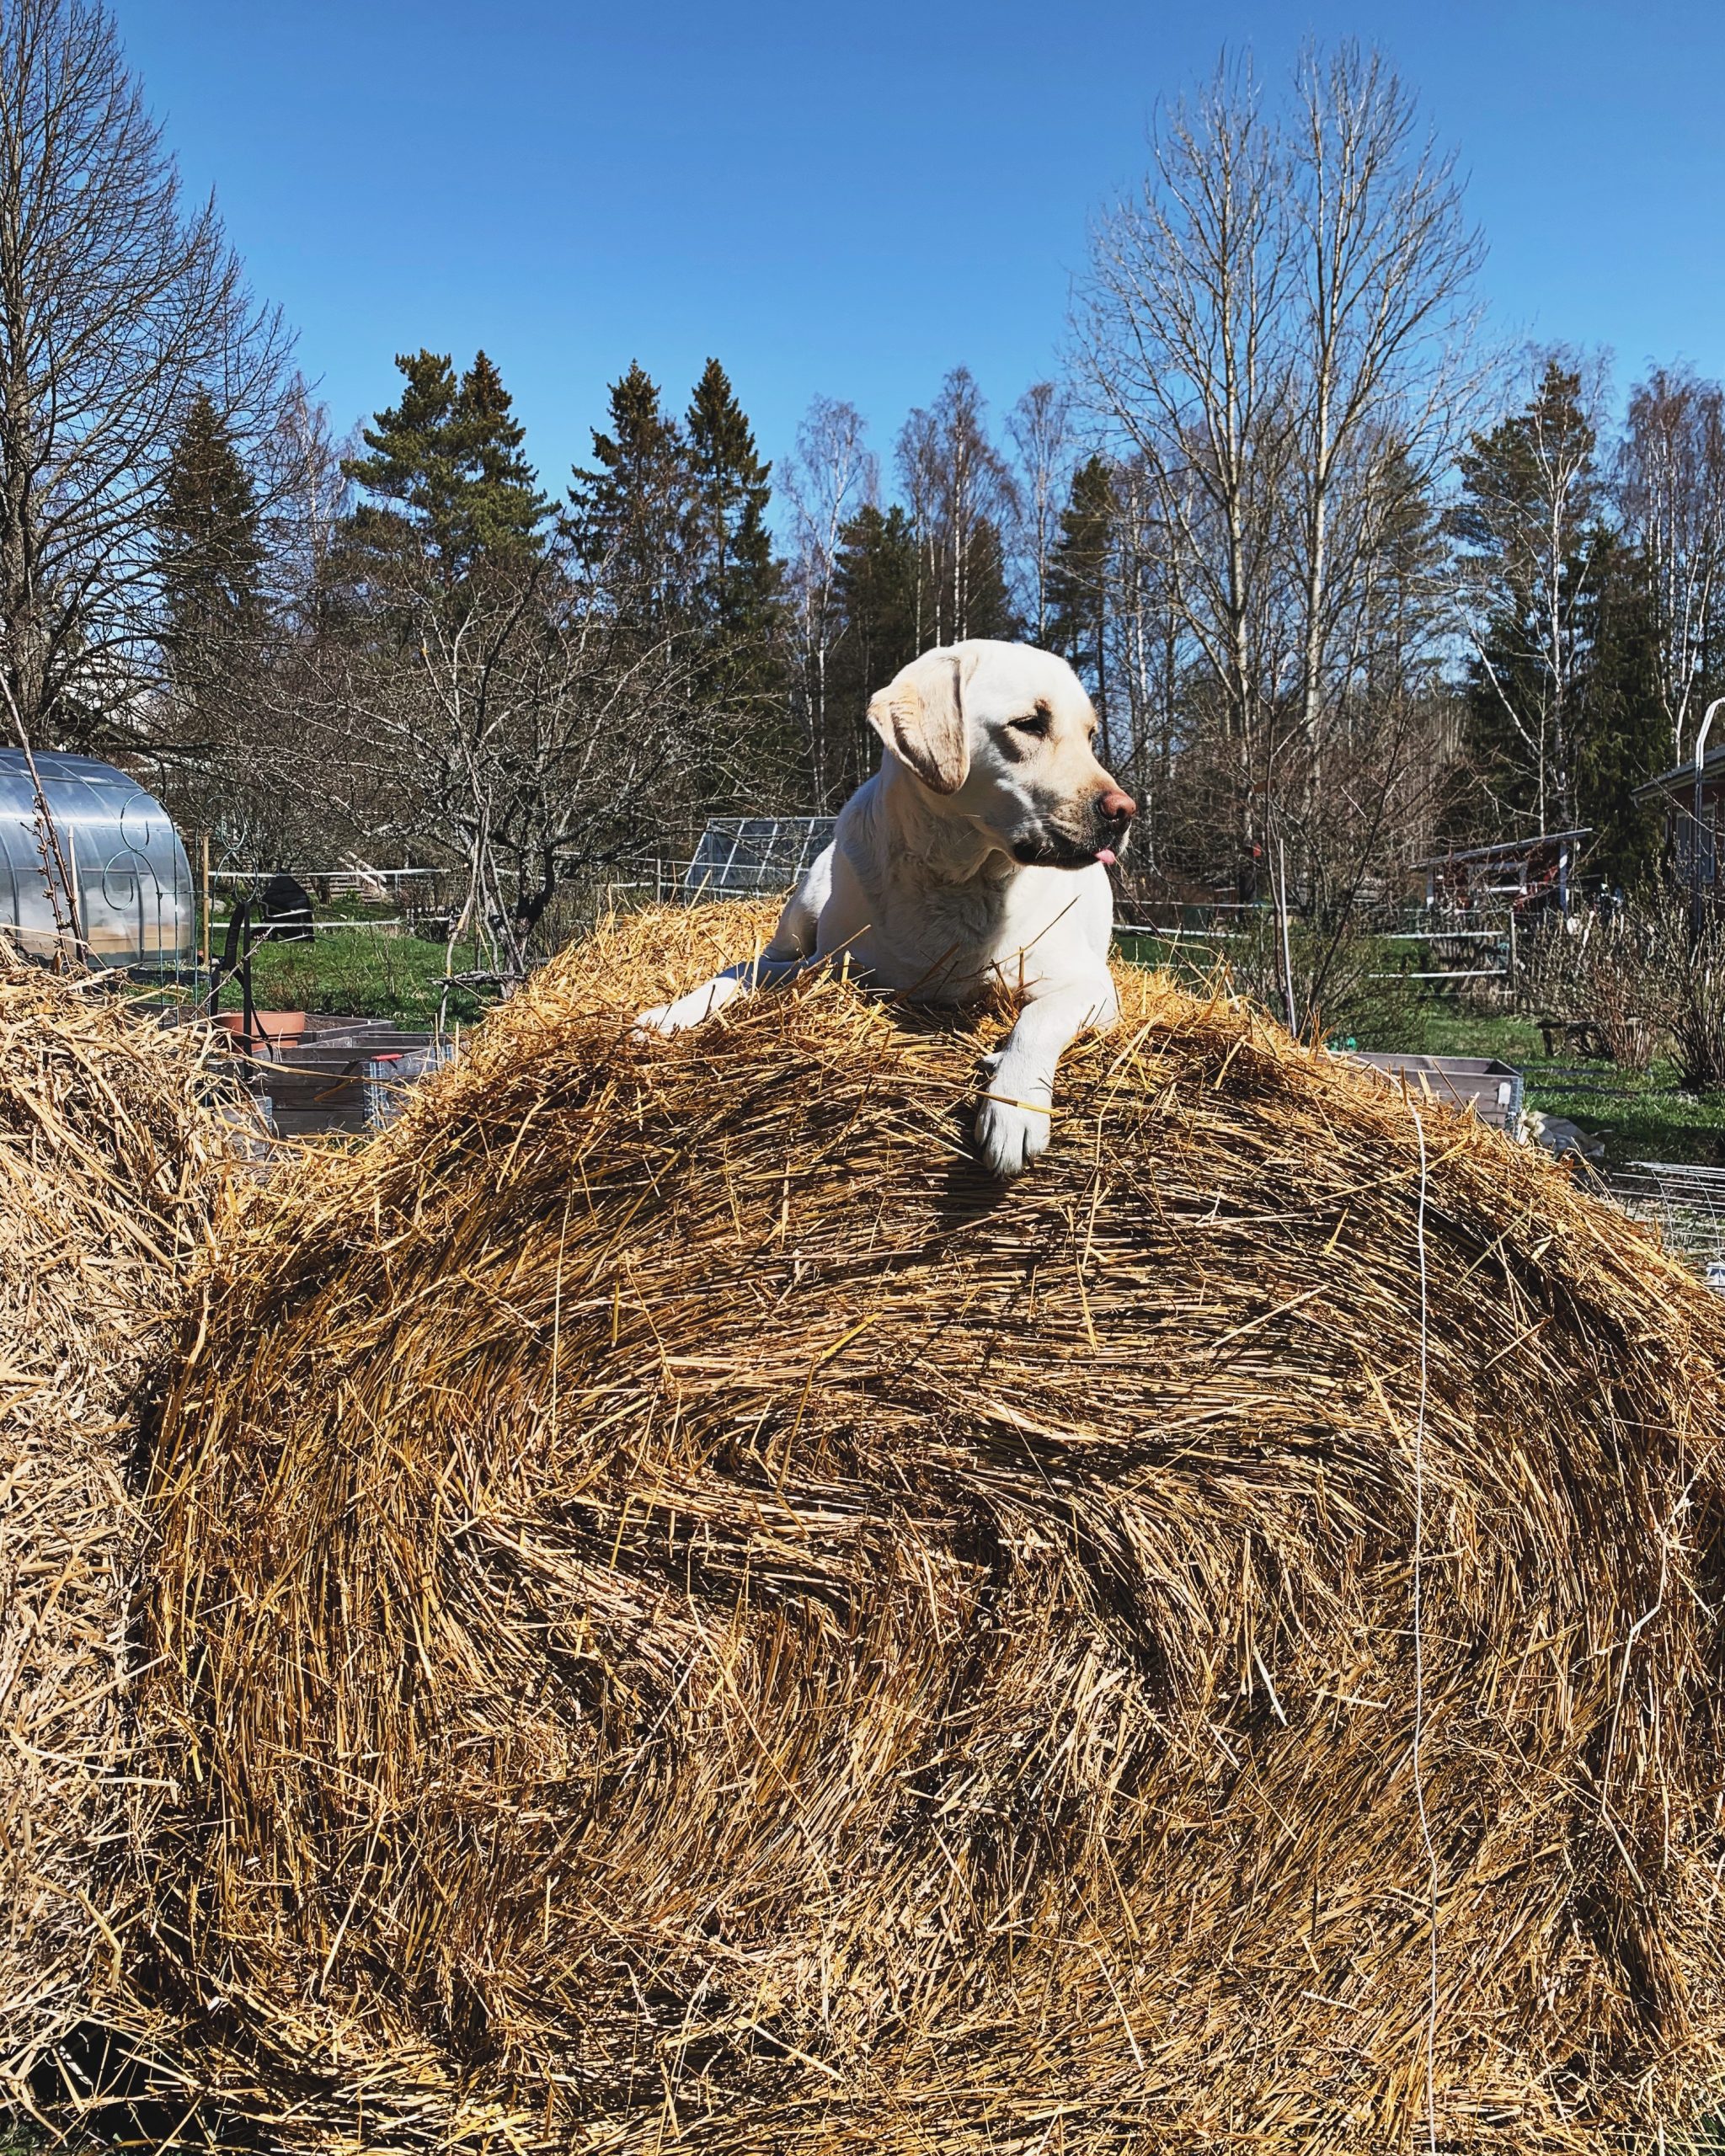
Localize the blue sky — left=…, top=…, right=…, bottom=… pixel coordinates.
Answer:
left=118, top=0, right=1725, bottom=498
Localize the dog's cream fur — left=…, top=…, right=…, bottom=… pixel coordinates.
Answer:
left=634, top=640, right=1136, bottom=1176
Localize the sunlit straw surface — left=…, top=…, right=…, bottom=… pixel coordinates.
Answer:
left=0, top=949, right=232, bottom=2105
left=120, top=902, right=1725, bottom=2153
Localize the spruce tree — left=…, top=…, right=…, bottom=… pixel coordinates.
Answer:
left=344, top=349, right=547, bottom=588
left=682, top=359, right=793, bottom=797
left=156, top=387, right=264, bottom=732
left=1048, top=456, right=1116, bottom=702
left=686, top=359, right=777, bottom=636
left=1452, top=362, right=1665, bottom=880
left=449, top=351, right=549, bottom=568
left=1359, top=446, right=1447, bottom=698
left=567, top=361, right=692, bottom=625
left=1574, top=534, right=1665, bottom=890
left=955, top=519, right=1018, bottom=645
left=159, top=390, right=264, bottom=647
left=827, top=504, right=920, bottom=792
left=1451, top=362, right=1600, bottom=832
left=344, top=350, right=461, bottom=579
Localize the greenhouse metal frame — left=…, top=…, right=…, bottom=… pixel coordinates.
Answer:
left=682, top=817, right=836, bottom=901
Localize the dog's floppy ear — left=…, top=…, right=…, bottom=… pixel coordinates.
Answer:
left=867, top=648, right=969, bottom=795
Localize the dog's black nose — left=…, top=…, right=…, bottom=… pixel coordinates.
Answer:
left=1098, top=787, right=1136, bottom=826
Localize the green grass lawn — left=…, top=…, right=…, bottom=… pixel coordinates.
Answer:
left=211, top=926, right=496, bottom=1027
left=1345, top=1005, right=1725, bottom=1170
left=1115, top=933, right=1725, bottom=1170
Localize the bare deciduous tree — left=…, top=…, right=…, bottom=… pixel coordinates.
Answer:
left=782, top=396, right=876, bottom=802
left=280, top=512, right=707, bottom=979
left=1074, top=54, right=1294, bottom=792
left=0, top=0, right=291, bottom=751
left=896, top=367, right=1019, bottom=646
left=1285, top=43, right=1482, bottom=756
left=1103, top=454, right=1188, bottom=865
left=1617, top=364, right=1725, bottom=760
left=1074, top=44, right=1482, bottom=915
left=260, top=382, right=352, bottom=632
left=1007, top=381, right=1074, bottom=642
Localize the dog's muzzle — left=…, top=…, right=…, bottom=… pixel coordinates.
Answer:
left=1013, top=787, right=1137, bottom=869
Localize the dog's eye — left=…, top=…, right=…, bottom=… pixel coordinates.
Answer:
left=1008, top=714, right=1051, bottom=739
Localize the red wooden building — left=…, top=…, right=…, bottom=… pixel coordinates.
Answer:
left=1418, top=830, right=1588, bottom=916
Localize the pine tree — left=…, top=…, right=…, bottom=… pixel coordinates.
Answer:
left=344, top=349, right=547, bottom=588
left=567, top=361, right=692, bottom=625
left=156, top=387, right=264, bottom=731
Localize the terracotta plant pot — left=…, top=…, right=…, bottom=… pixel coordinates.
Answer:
left=214, top=1010, right=307, bottom=1048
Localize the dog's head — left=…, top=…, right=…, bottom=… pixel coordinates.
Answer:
left=867, top=641, right=1135, bottom=868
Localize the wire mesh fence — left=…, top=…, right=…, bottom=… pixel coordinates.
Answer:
left=1599, top=1162, right=1725, bottom=1288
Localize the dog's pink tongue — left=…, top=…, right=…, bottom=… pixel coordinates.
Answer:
left=1097, top=847, right=1117, bottom=867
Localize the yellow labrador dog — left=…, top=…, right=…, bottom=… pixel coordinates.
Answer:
left=634, top=639, right=1136, bottom=1177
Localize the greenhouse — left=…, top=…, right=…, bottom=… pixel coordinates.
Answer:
left=684, top=816, right=836, bottom=899
left=0, top=750, right=195, bottom=974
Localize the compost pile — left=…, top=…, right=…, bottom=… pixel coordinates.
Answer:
left=134, top=901, right=1725, bottom=2153
left=0, top=949, right=229, bottom=2098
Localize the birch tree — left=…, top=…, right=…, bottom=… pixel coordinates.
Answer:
left=1105, top=455, right=1188, bottom=859
left=1617, top=365, right=1725, bottom=760
left=1285, top=43, right=1482, bottom=758
left=895, top=368, right=1018, bottom=647
left=1074, top=44, right=1482, bottom=908
left=782, top=395, right=876, bottom=800
left=1073, top=55, right=1295, bottom=870
left=1007, top=381, right=1074, bottom=643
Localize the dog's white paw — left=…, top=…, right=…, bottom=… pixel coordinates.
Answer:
left=630, top=1003, right=677, bottom=1043
left=630, top=974, right=750, bottom=1043
left=974, top=1085, right=1053, bottom=1178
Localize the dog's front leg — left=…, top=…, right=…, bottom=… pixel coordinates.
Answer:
left=634, top=851, right=833, bottom=1038
left=974, top=973, right=1119, bottom=1178
left=632, top=953, right=806, bottom=1038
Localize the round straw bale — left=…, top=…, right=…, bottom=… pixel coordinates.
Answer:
left=0, top=953, right=229, bottom=2106
left=134, top=902, right=1725, bottom=2153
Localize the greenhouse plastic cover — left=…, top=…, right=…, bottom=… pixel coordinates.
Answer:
left=0, top=750, right=194, bottom=971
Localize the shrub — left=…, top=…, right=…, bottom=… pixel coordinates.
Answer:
left=1517, top=910, right=1657, bottom=1070
left=1637, top=888, right=1725, bottom=1093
